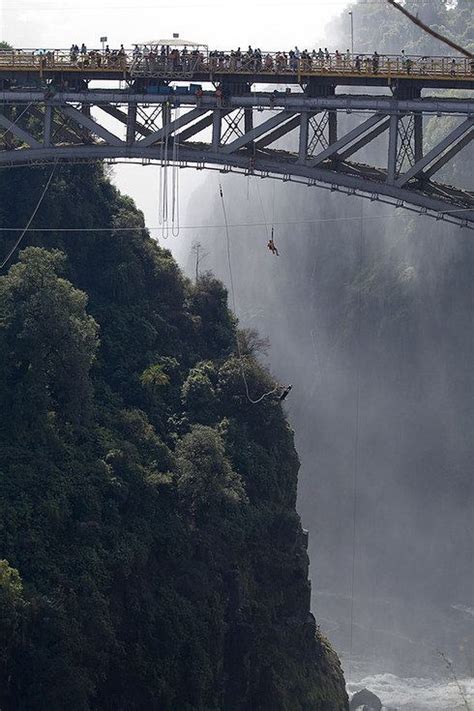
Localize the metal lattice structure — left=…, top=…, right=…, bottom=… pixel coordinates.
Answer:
left=1, top=89, right=472, bottom=227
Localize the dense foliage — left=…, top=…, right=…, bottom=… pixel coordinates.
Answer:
left=0, top=164, right=347, bottom=710
left=330, top=0, right=473, bottom=56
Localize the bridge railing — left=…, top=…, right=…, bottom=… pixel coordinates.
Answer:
left=0, top=49, right=127, bottom=72
left=0, top=48, right=472, bottom=81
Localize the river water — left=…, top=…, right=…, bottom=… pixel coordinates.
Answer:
left=315, top=591, right=473, bottom=710
left=347, top=670, right=474, bottom=710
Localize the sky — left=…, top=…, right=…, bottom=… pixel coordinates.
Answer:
left=1, top=0, right=352, bottom=51
left=0, top=0, right=353, bottom=232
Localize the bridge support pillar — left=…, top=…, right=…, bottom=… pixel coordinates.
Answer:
left=212, top=110, right=221, bottom=151
left=328, top=111, right=337, bottom=145
left=387, top=113, right=399, bottom=183
left=244, top=108, right=253, bottom=134
left=244, top=108, right=254, bottom=153
left=126, top=103, right=137, bottom=145
left=414, top=113, right=423, bottom=163
left=298, top=112, right=309, bottom=163
left=162, top=103, right=171, bottom=126
left=44, top=104, right=52, bottom=147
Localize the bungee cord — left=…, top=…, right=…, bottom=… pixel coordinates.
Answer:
left=0, top=161, right=58, bottom=271
left=219, top=181, right=281, bottom=405
left=348, top=199, right=364, bottom=678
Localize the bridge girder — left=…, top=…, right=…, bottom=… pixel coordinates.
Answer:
left=0, top=91, right=472, bottom=228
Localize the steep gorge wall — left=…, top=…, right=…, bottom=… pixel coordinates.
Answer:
left=0, top=163, right=348, bottom=710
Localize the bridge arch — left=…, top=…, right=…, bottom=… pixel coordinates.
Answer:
left=1, top=143, right=472, bottom=230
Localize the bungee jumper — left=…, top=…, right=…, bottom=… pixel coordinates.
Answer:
left=267, top=226, right=279, bottom=256
left=279, top=384, right=292, bottom=401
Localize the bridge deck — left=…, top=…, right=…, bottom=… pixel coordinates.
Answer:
left=1, top=49, right=473, bottom=91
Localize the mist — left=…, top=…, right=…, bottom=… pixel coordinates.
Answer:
left=164, top=1, right=473, bottom=708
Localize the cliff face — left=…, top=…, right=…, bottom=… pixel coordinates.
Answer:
left=0, top=164, right=348, bottom=710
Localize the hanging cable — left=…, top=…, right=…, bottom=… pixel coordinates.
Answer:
left=158, top=147, right=163, bottom=234
left=0, top=207, right=470, bottom=234
left=159, top=102, right=171, bottom=240
left=270, top=178, right=278, bottom=253
left=0, top=161, right=58, bottom=271
left=171, top=105, right=180, bottom=237
left=219, top=181, right=281, bottom=405
left=348, top=198, right=364, bottom=678
left=254, top=176, right=271, bottom=241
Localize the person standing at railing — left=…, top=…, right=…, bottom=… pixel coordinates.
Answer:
left=264, top=53, right=274, bottom=71
left=401, top=49, right=407, bottom=72
left=289, top=50, right=297, bottom=72
left=235, top=47, right=242, bottom=70
left=246, top=46, right=253, bottom=70
left=372, top=51, right=379, bottom=73
left=302, top=50, right=311, bottom=71
left=345, top=48, right=351, bottom=69
left=182, top=45, right=188, bottom=71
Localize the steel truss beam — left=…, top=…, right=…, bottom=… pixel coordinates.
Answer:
left=0, top=92, right=472, bottom=226
left=396, top=118, right=474, bottom=187
left=60, top=105, right=125, bottom=146
left=0, top=113, right=41, bottom=148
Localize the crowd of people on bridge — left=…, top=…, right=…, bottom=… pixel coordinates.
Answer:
left=3, top=43, right=470, bottom=77
left=130, top=44, right=469, bottom=77
left=69, top=42, right=127, bottom=68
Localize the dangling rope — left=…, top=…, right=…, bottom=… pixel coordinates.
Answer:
left=348, top=199, right=364, bottom=677
left=254, top=176, right=281, bottom=256
left=0, top=161, right=58, bottom=271
left=171, top=106, right=180, bottom=237
left=270, top=179, right=279, bottom=253
left=254, top=177, right=271, bottom=241
left=219, top=181, right=280, bottom=405
left=158, top=154, right=164, bottom=237
left=159, top=103, right=170, bottom=240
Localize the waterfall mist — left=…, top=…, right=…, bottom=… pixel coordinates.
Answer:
left=169, top=4, right=473, bottom=702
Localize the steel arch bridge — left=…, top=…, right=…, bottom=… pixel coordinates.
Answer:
left=1, top=47, right=473, bottom=227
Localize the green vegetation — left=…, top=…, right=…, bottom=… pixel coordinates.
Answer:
left=0, top=164, right=347, bottom=710
left=331, top=0, right=474, bottom=56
